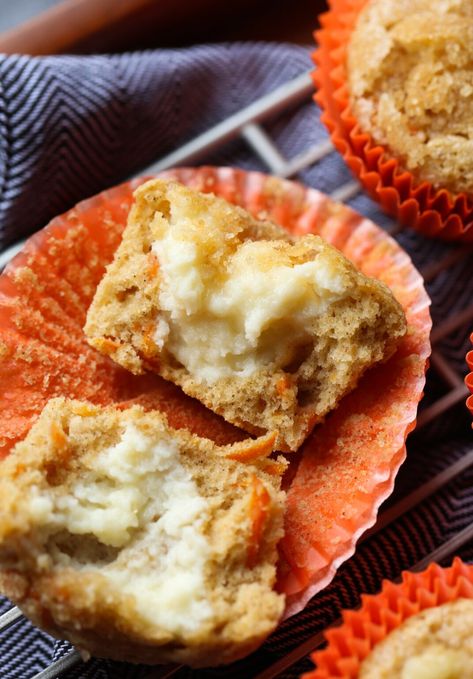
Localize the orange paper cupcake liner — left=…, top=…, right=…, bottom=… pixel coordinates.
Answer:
left=304, top=558, right=473, bottom=678
left=0, top=167, right=431, bottom=618
left=313, top=0, right=473, bottom=242
left=465, top=337, right=473, bottom=419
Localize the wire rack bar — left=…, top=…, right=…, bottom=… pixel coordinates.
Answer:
left=429, top=351, right=465, bottom=389
left=0, top=605, right=22, bottom=632
left=142, top=71, right=313, bottom=175
left=241, top=123, right=337, bottom=180
left=283, top=139, right=334, bottom=177
left=431, top=305, right=473, bottom=344
left=329, top=180, right=360, bottom=203
left=416, top=385, right=470, bottom=429
left=420, top=247, right=471, bottom=283
left=32, top=650, right=83, bottom=679
left=0, top=240, right=25, bottom=271
left=412, top=523, right=473, bottom=572
left=241, top=123, right=289, bottom=176
left=364, top=448, right=473, bottom=538
left=144, top=664, right=184, bottom=679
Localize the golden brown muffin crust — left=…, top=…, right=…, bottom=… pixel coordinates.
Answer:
left=359, top=599, right=473, bottom=678
left=348, top=0, right=473, bottom=195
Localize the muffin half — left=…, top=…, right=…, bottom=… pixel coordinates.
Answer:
left=0, top=398, right=285, bottom=666
left=85, top=179, right=406, bottom=451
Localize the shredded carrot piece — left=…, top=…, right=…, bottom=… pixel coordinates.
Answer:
left=226, top=431, right=277, bottom=463
left=13, top=463, right=26, bottom=478
left=96, top=337, right=120, bottom=354
left=263, top=459, right=287, bottom=476
left=142, top=334, right=156, bottom=356
left=141, top=321, right=159, bottom=358
left=147, top=252, right=159, bottom=278
left=50, top=421, right=68, bottom=449
left=247, top=475, right=271, bottom=568
left=72, top=404, right=96, bottom=417
left=276, top=375, right=290, bottom=396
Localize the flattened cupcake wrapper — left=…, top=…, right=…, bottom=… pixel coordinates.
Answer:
left=0, top=167, right=431, bottom=618
left=303, top=558, right=473, bottom=678
left=313, top=0, right=473, bottom=242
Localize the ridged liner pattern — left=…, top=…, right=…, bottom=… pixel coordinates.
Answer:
left=313, top=0, right=473, bottom=242
left=0, top=167, right=431, bottom=617
left=304, top=558, right=473, bottom=678
left=465, top=340, right=473, bottom=419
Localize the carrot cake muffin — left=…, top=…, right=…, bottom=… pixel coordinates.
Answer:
left=359, top=599, right=473, bottom=678
left=84, top=179, right=406, bottom=452
left=347, top=0, right=473, bottom=196
left=0, top=398, right=286, bottom=666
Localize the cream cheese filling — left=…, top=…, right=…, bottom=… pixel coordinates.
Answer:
left=32, top=422, right=212, bottom=635
left=152, top=228, right=348, bottom=383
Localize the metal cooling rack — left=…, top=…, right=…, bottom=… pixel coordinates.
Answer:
left=1, top=70, right=473, bottom=679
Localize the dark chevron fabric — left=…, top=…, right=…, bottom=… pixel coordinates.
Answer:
left=0, top=44, right=314, bottom=250
left=1, top=44, right=473, bottom=679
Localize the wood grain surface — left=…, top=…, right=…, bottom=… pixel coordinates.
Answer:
left=0, top=0, right=326, bottom=54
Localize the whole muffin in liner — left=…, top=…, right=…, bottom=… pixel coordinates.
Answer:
left=466, top=340, right=473, bottom=418
left=313, top=0, right=473, bottom=242
left=0, top=167, right=431, bottom=617
left=304, top=558, right=473, bottom=677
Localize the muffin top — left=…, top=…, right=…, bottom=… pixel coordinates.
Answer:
left=347, top=0, right=473, bottom=196
left=359, top=598, right=473, bottom=679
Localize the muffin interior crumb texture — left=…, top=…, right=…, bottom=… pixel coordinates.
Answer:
left=85, top=179, right=407, bottom=451
left=359, top=599, right=473, bottom=679
left=348, top=0, right=473, bottom=195
left=0, top=398, right=285, bottom=667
